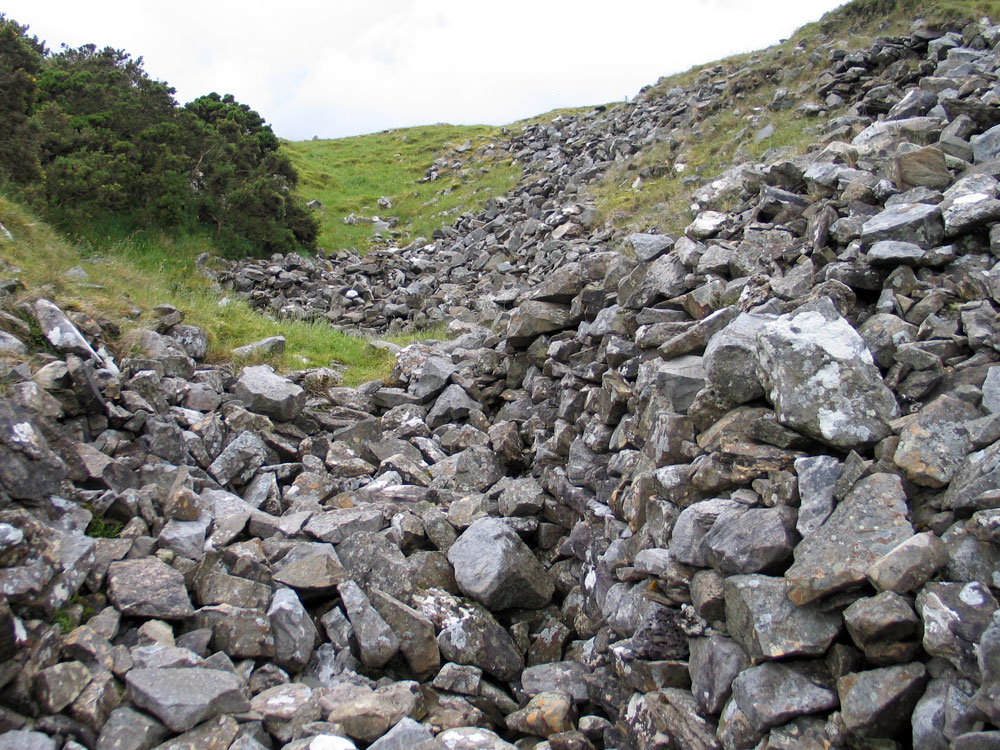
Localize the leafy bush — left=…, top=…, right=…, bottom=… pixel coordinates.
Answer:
left=0, top=15, right=317, bottom=257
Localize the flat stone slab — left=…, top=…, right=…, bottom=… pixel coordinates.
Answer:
left=234, top=365, right=305, bottom=422
left=107, top=558, right=194, bottom=619
left=725, top=574, right=842, bottom=661
left=785, top=473, right=914, bottom=606
left=125, top=667, right=249, bottom=732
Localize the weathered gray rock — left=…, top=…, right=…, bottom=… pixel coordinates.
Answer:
left=918, top=582, right=999, bottom=674
left=725, top=574, right=841, bottom=661
left=0, top=732, right=56, bottom=750
left=794, top=455, right=840, bottom=537
left=447, top=517, right=553, bottom=610
left=96, top=706, right=169, bottom=750
left=268, top=587, right=319, bottom=671
left=208, top=430, right=269, bottom=487
left=368, top=718, right=435, bottom=750
left=838, top=663, right=927, bottom=739
left=755, top=299, right=899, bottom=449
left=894, top=395, right=977, bottom=487
left=507, top=301, right=573, bottom=346
left=944, top=439, right=1000, bottom=512
left=107, top=558, right=194, bottom=620
left=702, top=505, right=798, bottom=575
left=125, top=667, right=249, bottom=732
left=866, top=530, right=947, bottom=595
left=338, top=580, right=400, bottom=669
left=33, top=299, right=99, bottom=359
left=703, top=313, right=768, bottom=404
left=860, top=201, right=945, bottom=247
left=785, top=473, right=914, bottom=606
left=726, top=662, right=838, bottom=739
left=231, top=336, right=286, bottom=359
left=688, top=635, right=751, bottom=715
left=234, top=365, right=305, bottom=421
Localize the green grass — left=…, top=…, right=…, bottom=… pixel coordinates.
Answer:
left=0, top=196, right=401, bottom=385
left=283, top=124, right=520, bottom=254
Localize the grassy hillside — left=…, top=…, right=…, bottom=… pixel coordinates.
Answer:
left=585, top=0, right=1000, bottom=241
left=0, top=199, right=399, bottom=385
left=283, top=124, right=520, bottom=254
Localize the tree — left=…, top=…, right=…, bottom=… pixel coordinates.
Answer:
left=185, top=93, right=318, bottom=255
left=32, top=44, right=193, bottom=226
left=0, top=15, right=45, bottom=183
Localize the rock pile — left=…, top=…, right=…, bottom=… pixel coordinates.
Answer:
left=6, top=11, right=1000, bottom=750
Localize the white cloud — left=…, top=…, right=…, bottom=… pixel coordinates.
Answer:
left=9, top=0, right=847, bottom=140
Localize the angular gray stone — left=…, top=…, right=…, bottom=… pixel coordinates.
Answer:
left=725, top=574, right=841, bottom=661
left=96, top=706, right=169, bottom=750
left=234, top=365, right=305, bottom=422
left=426, top=385, right=480, bottom=430
left=866, top=531, right=948, bottom=594
left=860, top=201, right=945, bottom=247
left=268, top=587, right=318, bottom=671
left=702, top=505, right=798, bottom=575
left=918, top=582, right=998, bottom=674
left=729, top=662, right=838, bottom=735
left=755, top=299, right=899, bottom=449
left=944, top=440, right=1000, bottom=512
left=866, top=240, right=927, bottom=265
left=208, top=430, right=269, bottom=487
left=785, top=473, right=914, bottom=606
left=414, top=588, right=524, bottom=681
left=688, top=634, right=751, bottom=715
left=838, top=663, right=927, bottom=739
left=794, top=455, right=840, bottom=537
left=338, top=580, right=400, bottom=669
left=125, top=667, right=249, bottom=732
left=0, top=732, right=56, bottom=750
left=893, top=395, right=977, bottom=488
left=107, top=558, right=194, bottom=620
left=703, top=313, right=768, bottom=404
left=628, top=233, right=675, bottom=261
left=33, top=299, right=99, bottom=358
left=447, top=517, right=553, bottom=610
left=368, top=718, right=435, bottom=750
left=506, top=301, right=572, bottom=346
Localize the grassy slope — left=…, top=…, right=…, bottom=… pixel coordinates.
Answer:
left=585, top=0, right=1000, bottom=241
left=283, top=124, right=520, bottom=254
left=0, top=199, right=396, bottom=385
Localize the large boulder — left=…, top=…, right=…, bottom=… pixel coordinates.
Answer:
left=447, top=518, right=554, bottom=610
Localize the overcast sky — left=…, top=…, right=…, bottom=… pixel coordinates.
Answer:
left=9, top=1, right=848, bottom=141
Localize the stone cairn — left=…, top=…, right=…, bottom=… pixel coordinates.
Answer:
left=4, top=14, right=1000, bottom=750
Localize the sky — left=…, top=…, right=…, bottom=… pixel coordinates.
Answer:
left=9, top=1, right=849, bottom=142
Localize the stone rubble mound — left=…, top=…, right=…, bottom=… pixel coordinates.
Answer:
left=5, top=12, right=1000, bottom=750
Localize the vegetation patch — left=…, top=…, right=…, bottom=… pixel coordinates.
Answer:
left=283, top=125, right=520, bottom=254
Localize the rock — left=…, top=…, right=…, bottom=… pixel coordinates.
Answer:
left=232, top=336, right=286, bottom=358
left=688, top=634, right=751, bottom=715
left=794, top=455, right=840, bottom=537
left=34, top=660, right=91, bottom=713
left=785, top=473, right=914, bottom=606
left=917, top=581, right=998, bottom=674
left=888, top=146, right=951, bottom=191
left=703, top=313, right=767, bottom=404
left=268, top=587, right=319, bottom=671
left=728, top=662, right=838, bottom=736
left=725, top=574, right=841, bottom=661
left=944, top=440, right=1000, bottom=512
left=507, top=301, right=573, bottom=346
left=107, top=558, right=194, bottom=619
left=755, top=298, right=899, bottom=449
left=893, top=395, right=977, bottom=487
left=338, top=580, right=400, bottom=669
left=866, top=531, right=947, bottom=594
left=368, top=718, right=434, bottom=750
left=325, top=681, right=422, bottom=743
left=235, top=365, right=306, bottom=422
left=0, top=403, right=70, bottom=502
left=96, top=706, right=169, bottom=750
left=208, top=430, right=270, bottom=487
left=860, top=202, right=944, bottom=247
left=124, top=667, right=249, bottom=733
left=838, top=663, right=927, bottom=738
left=506, top=692, right=575, bottom=738
left=33, top=299, right=99, bottom=359
left=627, top=233, right=674, bottom=262
left=0, top=732, right=56, bottom=750
left=447, top=517, right=553, bottom=610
